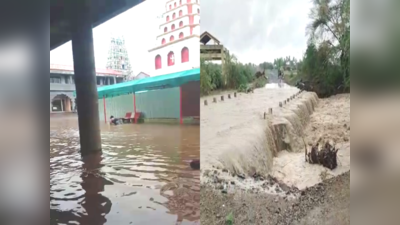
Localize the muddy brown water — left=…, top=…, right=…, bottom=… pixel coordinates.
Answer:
left=50, top=114, right=200, bottom=225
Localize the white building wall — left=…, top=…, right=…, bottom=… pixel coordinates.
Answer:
left=192, top=4, right=200, bottom=14
left=160, top=16, right=190, bottom=33
left=165, top=0, right=200, bottom=14
left=147, top=0, right=200, bottom=77
left=150, top=37, right=199, bottom=76
left=192, top=24, right=200, bottom=35
left=164, top=5, right=189, bottom=20
left=157, top=25, right=199, bottom=45
left=159, top=15, right=200, bottom=39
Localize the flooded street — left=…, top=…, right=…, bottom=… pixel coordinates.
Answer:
left=50, top=114, right=200, bottom=225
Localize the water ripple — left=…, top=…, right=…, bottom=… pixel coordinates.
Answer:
left=50, top=116, right=199, bottom=224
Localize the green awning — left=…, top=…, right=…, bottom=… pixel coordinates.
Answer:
left=73, top=68, right=200, bottom=98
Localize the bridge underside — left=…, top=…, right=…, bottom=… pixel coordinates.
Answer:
left=50, top=0, right=143, bottom=155
left=51, top=0, right=143, bottom=50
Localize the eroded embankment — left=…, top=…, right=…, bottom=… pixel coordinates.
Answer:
left=201, top=91, right=350, bottom=195
left=200, top=88, right=321, bottom=190
left=271, top=94, right=350, bottom=189
left=200, top=87, right=297, bottom=179
left=213, top=91, right=320, bottom=177
left=200, top=93, right=351, bottom=224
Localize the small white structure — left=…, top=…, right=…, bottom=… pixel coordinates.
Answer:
left=149, top=0, right=200, bottom=76
left=134, top=72, right=151, bottom=80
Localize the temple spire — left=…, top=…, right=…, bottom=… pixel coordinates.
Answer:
left=106, top=36, right=133, bottom=80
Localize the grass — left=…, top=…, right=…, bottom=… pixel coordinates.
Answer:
left=226, top=212, right=234, bottom=225
left=283, top=70, right=299, bottom=86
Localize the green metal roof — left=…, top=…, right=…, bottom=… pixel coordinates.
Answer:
left=73, top=68, right=200, bottom=98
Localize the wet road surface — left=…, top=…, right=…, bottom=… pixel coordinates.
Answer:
left=50, top=114, right=200, bottom=225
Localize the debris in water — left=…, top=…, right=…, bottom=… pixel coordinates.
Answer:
left=306, top=141, right=339, bottom=170
left=221, top=183, right=228, bottom=194
left=236, top=174, right=246, bottom=180
left=190, top=159, right=200, bottom=170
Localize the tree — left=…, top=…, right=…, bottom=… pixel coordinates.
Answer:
left=200, top=57, right=213, bottom=95
left=259, top=62, right=274, bottom=71
left=200, top=51, right=261, bottom=94
left=307, top=0, right=350, bottom=89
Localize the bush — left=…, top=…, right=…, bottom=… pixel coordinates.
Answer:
left=201, top=52, right=258, bottom=94
left=297, top=43, right=346, bottom=97
left=200, top=58, right=213, bottom=95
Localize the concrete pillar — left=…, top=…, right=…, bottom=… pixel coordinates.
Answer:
left=71, top=100, right=75, bottom=112
left=60, top=99, right=64, bottom=111
left=70, top=0, right=101, bottom=155
left=113, top=76, right=116, bottom=84
left=65, top=99, right=71, bottom=112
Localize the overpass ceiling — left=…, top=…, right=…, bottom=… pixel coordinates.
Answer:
left=50, top=0, right=143, bottom=51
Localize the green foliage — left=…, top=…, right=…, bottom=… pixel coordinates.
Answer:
left=297, top=0, right=350, bottom=97
left=226, top=212, right=234, bottom=225
left=201, top=51, right=258, bottom=94
left=237, top=84, right=247, bottom=93
left=254, top=76, right=268, bottom=88
left=200, top=57, right=213, bottom=95
left=300, top=43, right=342, bottom=97
left=259, top=62, right=274, bottom=70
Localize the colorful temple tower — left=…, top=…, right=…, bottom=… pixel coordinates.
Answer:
left=106, top=36, right=133, bottom=80
left=149, top=0, right=200, bottom=76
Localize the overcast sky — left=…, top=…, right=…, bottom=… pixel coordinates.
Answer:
left=50, top=0, right=164, bottom=75
left=51, top=0, right=313, bottom=72
left=201, top=0, right=313, bottom=65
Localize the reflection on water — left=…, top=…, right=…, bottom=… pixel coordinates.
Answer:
left=50, top=114, right=200, bottom=224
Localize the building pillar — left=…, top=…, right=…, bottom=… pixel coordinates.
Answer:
left=113, top=76, right=116, bottom=84
left=70, top=0, right=101, bottom=155
left=71, top=99, right=75, bottom=112
left=60, top=99, right=64, bottom=112
left=103, top=96, right=107, bottom=123
left=133, top=93, right=137, bottom=123
left=65, top=99, right=71, bottom=112
left=180, top=87, right=183, bottom=124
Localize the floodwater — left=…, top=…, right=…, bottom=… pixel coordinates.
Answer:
left=50, top=114, right=200, bottom=225
left=200, top=85, right=299, bottom=179
left=200, top=84, right=350, bottom=194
